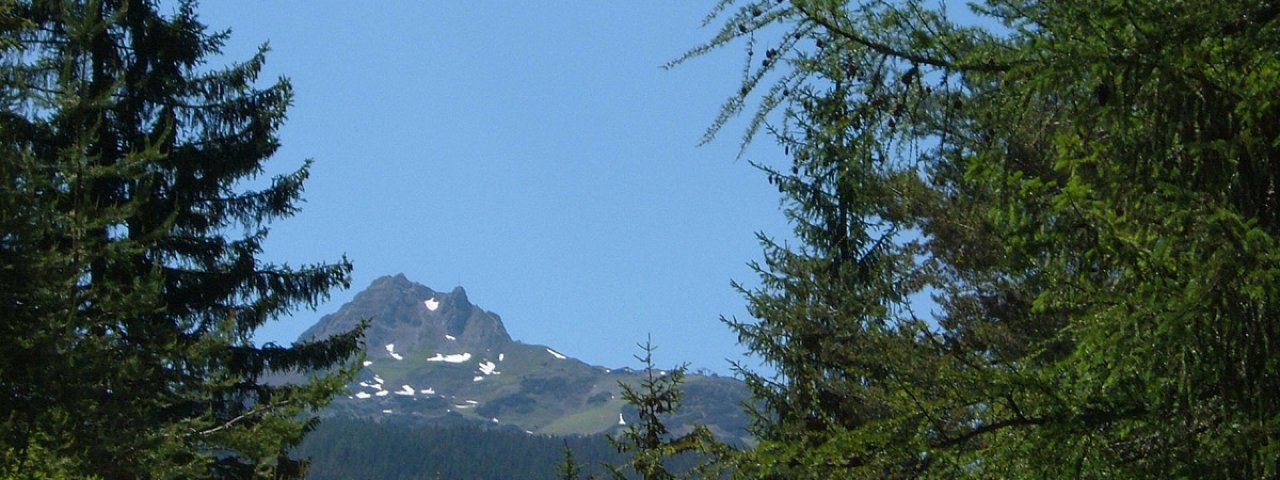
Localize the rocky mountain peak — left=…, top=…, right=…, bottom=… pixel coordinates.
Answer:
left=448, top=285, right=469, bottom=304
left=297, top=274, right=511, bottom=358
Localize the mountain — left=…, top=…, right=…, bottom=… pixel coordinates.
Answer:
left=299, top=274, right=752, bottom=444
left=300, top=275, right=510, bottom=358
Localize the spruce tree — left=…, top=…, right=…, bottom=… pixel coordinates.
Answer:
left=607, top=339, right=728, bottom=480
left=558, top=440, right=594, bottom=480
left=0, top=1, right=362, bottom=477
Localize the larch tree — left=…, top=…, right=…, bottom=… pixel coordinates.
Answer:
left=678, top=0, right=1280, bottom=477
left=0, top=1, right=363, bottom=478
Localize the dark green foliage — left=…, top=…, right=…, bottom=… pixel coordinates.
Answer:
left=521, top=375, right=595, bottom=398
left=0, top=0, right=361, bottom=477
left=475, top=393, right=538, bottom=418
left=295, top=418, right=728, bottom=479
left=680, top=0, right=1280, bottom=477
left=587, top=391, right=614, bottom=405
left=296, top=418, right=622, bottom=480
left=607, top=340, right=730, bottom=480
left=558, top=440, right=595, bottom=480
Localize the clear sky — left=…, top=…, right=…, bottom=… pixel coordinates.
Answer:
left=195, top=3, right=793, bottom=374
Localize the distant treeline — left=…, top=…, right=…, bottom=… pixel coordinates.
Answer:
left=297, top=418, right=622, bottom=480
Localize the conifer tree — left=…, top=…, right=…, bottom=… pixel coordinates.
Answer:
left=0, top=1, right=362, bottom=477
left=558, top=440, right=595, bottom=480
left=681, top=0, right=1280, bottom=477
left=608, top=339, right=728, bottom=480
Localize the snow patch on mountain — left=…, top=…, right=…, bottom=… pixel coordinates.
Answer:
left=362, top=360, right=373, bottom=367
left=445, top=334, right=456, bottom=341
left=385, top=343, right=404, bottom=360
left=355, top=392, right=371, bottom=399
left=546, top=348, right=567, bottom=360
left=424, top=298, right=440, bottom=311
left=427, top=352, right=472, bottom=363
left=618, top=413, right=626, bottom=426
left=478, top=361, right=498, bottom=375
left=375, top=390, right=389, bottom=397
left=396, top=385, right=415, bottom=396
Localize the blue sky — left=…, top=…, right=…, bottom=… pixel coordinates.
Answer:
left=197, top=3, right=792, bottom=374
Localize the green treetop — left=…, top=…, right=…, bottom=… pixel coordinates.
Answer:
left=0, top=1, right=362, bottom=478
left=608, top=339, right=729, bottom=480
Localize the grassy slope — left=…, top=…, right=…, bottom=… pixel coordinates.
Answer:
left=327, top=341, right=752, bottom=443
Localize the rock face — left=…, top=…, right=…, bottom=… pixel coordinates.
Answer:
left=299, top=274, right=512, bottom=358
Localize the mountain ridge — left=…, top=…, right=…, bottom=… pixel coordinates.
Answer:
left=301, top=274, right=752, bottom=444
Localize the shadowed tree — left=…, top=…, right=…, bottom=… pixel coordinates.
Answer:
left=0, top=1, right=363, bottom=477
